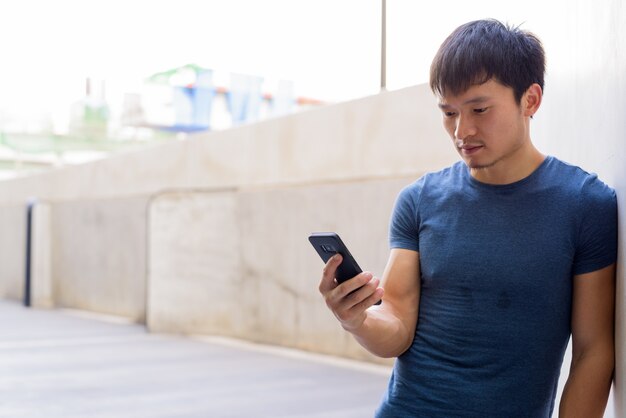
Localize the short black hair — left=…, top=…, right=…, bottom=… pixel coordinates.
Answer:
left=430, top=19, right=545, bottom=103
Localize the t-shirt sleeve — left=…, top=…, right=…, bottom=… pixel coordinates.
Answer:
left=389, top=180, right=422, bottom=252
left=573, top=177, right=618, bottom=275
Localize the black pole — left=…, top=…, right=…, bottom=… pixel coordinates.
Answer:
left=24, top=199, right=35, bottom=307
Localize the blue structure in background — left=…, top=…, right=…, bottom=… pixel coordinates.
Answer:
left=144, top=64, right=304, bottom=133
left=172, top=69, right=215, bottom=131
left=148, top=64, right=217, bottom=133
left=227, top=73, right=264, bottom=125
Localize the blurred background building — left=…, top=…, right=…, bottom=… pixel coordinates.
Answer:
left=0, top=64, right=323, bottom=179
left=0, top=0, right=547, bottom=179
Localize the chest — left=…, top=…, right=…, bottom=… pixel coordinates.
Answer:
left=418, top=191, right=578, bottom=296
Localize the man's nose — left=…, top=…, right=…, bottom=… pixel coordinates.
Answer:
left=454, top=115, right=476, bottom=140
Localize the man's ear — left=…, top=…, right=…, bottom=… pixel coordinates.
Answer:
left=523, top=83, right=543, bottom=117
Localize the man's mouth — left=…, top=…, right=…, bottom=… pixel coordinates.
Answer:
left=457, top=143, right=484, bottom=155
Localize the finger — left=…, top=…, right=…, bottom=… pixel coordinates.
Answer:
left=336, top=271, right=375, bottom=297
left=347, top=283, right=384, bottom=315
left=328, top=272, right=375, bottom=308
left=342, top=277, right=380, bottom=308
left=318, top=254, right=343, bottom=294
left=334, top=282, right=383, bottom=328
left=368, top=286, right=384, bottom=306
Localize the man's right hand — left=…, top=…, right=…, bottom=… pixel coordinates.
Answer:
left=318, top=254, right=384, bottom=332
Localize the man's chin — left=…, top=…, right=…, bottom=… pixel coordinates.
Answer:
left=462, top=157, right=496, bottom=171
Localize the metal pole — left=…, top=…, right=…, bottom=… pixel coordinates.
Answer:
left=24, top=199, right=35, bottom=307
left=381, top=0, right=387, bottom=91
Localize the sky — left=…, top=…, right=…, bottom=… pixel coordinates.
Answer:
left=0, top=0, right=540, bottom=133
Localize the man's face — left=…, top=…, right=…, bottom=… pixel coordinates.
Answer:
left=437, top=79, right=530, bottom=174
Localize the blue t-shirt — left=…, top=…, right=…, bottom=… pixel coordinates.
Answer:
left=376, top=156, right=617, bottom=418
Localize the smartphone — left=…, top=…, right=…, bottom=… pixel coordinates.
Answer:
left=308, top=232, right=381, bottom=305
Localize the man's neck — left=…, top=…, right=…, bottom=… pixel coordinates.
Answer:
left=470, top=145, right=545, bottom=185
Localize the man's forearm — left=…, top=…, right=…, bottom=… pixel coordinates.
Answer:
left=559, top=350, right=614, bottom=418
left=349, top=306, right=414, bottom=358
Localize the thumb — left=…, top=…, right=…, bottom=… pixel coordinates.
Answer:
left=318, top=254, right=342, bottom=293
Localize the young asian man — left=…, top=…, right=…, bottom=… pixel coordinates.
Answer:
left=318, top=19, right=617, bottom=418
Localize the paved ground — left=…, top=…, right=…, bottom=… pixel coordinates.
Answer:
left=0, top=300, right=391, bottom=418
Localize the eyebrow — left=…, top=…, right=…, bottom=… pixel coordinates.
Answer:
left=438, top=96, right=491, bottom=109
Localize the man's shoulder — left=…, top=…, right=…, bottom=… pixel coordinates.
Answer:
left=544, top=156, right=589, bottom=179
left=545, top=156, right=615, bottom=198
left=396, top=162, right=464, bottom=209
left=397, top=162, right=461, bottom=198
left=409, top=161, right=465, bottom=188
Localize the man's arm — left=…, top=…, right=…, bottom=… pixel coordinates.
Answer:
left=318, top=248, right=420, bottom=358
left=559, top=263, right=615, bottom=418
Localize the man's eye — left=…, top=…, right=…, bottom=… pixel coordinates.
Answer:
left=444, top=111, right=456, bottom=117
left=474, top=107, right=488, bottom=114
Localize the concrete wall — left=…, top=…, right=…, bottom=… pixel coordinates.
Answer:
left=148, top=189, right=244, bottom=336
left=148, top=178, right=412, bottom=363
left=31, top=202, right=53, bottom=308
left=0, top=83, right=454, bottom=336
left=529, top=2, right=626, bottom=415
left=0, top=204, right=26, bottom=300
left=51, top=197, right=148, bottom=321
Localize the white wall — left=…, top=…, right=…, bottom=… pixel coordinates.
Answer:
left=529, top=2, right=626, bottom=416
left=31, top=202, right=53, bottom=308
left=0, top=204, right=26, bottom=300
left=147, top=178, right=413, bottom=363
left=50, top=197, right=148, bottom=321
left=0, top=83, right=456, bottom=348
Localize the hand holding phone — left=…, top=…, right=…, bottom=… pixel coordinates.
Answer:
left=309, top=232, right=381, bottom=305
